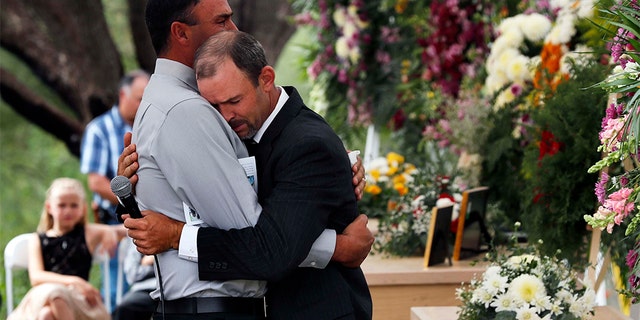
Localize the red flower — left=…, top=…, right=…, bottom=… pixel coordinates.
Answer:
left=538, top=130, right=562, bottom=163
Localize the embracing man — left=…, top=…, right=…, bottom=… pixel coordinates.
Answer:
left=118, top=1, right=373, bottom=319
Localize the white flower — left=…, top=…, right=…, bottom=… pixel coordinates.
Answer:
left=560, top=45, right=594, bottom=75
left=549, top=299, right=564, bottom=316
left=332, top=7, right=347, bottom=27
left=550, top=0, right=572, bottom=10
left=494, top=88, right=516, bottom=109
left=577, top=0, right=595, bottom=18
left=490, top=293, right=514, bottom=312
left=506, top=55, right=532, bottom=83
left=497, top=16, right=524, bottom=38
left=342, top=20, right=358, bottom=39
left=348, top=45, right=361, bottom=64
left=521, top=14, right=551, bottom=42
left=484, top=73, right=508, bottom=95
left=493, top=30, right=524, bottom=54
left=482, top=272, right=509, bottom=296
left=347, top=5, right=368, bottom=29
left=508, top=274, right=547, bottom=304
left=508, top=254, right=539, bottom=267
left=472, top=286, right=495, bottom=308
left=515, top=306, right=541, bottom=320
left=531, top=294, right=552, bottom=313
left=624, top=61, right=640, bottom=79
left=335, top=36, right=350, bottom=60
left=546, top=17, right=576, bottom=44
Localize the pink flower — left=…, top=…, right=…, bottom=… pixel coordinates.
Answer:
left=600, top=117, right=626, bottom=151
left=603, top=188, right=635, bottom=226
left=595, top=172, right=609, bottom=203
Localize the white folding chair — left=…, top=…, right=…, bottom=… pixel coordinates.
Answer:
left=115, top=237, right=131, bottom=305
left=93, top=245, right=112, bottom=313
left=4, top=233, right=32, bottom=314
left=4, top=233, right=112, bottom=314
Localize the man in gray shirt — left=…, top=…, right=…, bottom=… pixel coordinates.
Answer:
left=122, top=0, right=371, bottom=319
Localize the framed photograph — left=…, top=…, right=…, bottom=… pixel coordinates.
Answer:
left=452, top=186, right=490, bottom=261
left=423, top=204, right=454, bottom=268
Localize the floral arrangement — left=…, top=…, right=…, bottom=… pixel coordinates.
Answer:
left=292, top=0, right=415, bottom=127
left=479, top=0, right=611, bottom=254
left=291, top=0, right=498, bottom=152
left=457, top=223, right=597, bottom=320
left=584, top=0, right=640, bottom=301
left=360, top=152, right=418, bottom=219
left=484, top=0, right=596, bottom=140
left=374, top=164, right=461, bottom=257
left=517, top=59, right=608, bottom=264
left=360, top=151, right=462, bottom=256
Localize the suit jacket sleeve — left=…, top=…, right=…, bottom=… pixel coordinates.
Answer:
left=196, top=137, right=356, bottom=282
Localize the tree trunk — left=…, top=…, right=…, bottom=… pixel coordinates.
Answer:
left=0, top=0, right=296, bottom=157
left=1, top=0, right=123, bottom=155
left=230, top=0, right=296, bottom=65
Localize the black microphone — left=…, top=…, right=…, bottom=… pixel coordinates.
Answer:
left=110, top=175, right=143, bottom=219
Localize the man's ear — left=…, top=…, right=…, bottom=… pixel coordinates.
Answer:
left=170, top=21, right=191, bottom=47
left=259, top=66, right=276, bottom=89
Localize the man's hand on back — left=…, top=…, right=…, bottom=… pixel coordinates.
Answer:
left=351, top=155, right=366, bottom=201
left=332, top=214, right=374, bottom=268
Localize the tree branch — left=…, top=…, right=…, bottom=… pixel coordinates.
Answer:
left=0, top=68, right=85, bottom=157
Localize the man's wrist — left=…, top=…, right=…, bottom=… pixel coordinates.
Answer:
left=172, top=222, right=185, bottom=250
left=332, top=234, right=348, bottom=263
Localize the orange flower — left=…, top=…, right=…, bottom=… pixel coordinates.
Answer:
left=365, top=184, right=382, bottom=195
left=395, top=0, right=408, bottom=14
left=534, top=43, right=565, bottom=91
left=394, top=182, right=408, bottom=196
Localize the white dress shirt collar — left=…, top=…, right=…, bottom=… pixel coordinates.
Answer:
left=252, top=86, right=288, bottom=143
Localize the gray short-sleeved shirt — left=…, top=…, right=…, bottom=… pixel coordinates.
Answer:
left=132, top=59, right=266, bottom=300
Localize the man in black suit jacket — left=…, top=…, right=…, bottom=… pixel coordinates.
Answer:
left=124, top=31, right=373, bottom=319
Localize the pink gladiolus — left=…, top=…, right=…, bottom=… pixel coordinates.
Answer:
left=603, top=188, right=635, bottom=227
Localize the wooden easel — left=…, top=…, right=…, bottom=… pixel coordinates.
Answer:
left=587, top=227, right=611, bottom=292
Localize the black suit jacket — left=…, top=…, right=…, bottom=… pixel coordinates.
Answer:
left=196, top=87, right=372, bottom=319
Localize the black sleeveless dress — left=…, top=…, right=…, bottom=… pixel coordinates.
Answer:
left=39, top=224, right=92, bottom=280
left=7, top=224, right=111, bottom=320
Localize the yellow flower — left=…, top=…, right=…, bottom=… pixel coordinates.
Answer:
left=386, top=152, right=405, bottom=165
left=392, top=174, right=406, bottom=185
left=369, top=169, right=381, bottom=181
left=387, top=165, right=399, bottom=176
left=394, top=182, right=408, bottom=196
left=365, top=184, right=382, bottom=195
left=403, top=163, right=417, bottom=174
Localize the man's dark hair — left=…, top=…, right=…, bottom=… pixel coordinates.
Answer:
left=194, top=31, right=268, bottom=87
left=145, top=0, right=200, bottom=55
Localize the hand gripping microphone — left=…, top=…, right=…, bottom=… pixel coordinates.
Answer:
left=110, top=175, right=143, bottom=218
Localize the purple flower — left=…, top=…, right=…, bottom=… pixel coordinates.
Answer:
left=626, top=248, right=638, bottom=269
left=620, top=175, right=629, bottom=187
left=595, top=172, right=609, bottom=203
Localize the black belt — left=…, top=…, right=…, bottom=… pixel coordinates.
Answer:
left=156, top=297, right=266, bottom=316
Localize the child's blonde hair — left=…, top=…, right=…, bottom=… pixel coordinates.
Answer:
left=37, top=177, right=88, bottom=232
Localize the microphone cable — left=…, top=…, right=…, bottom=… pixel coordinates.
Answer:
left=154, top=254, right=166, bottom=320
